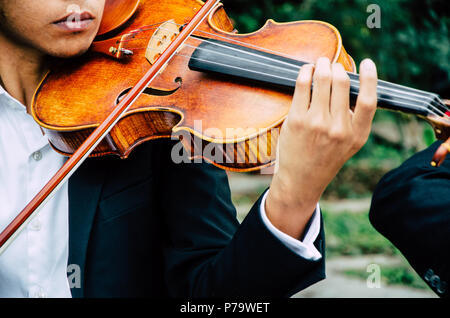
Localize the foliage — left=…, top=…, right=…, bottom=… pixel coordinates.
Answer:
left=226, top=0, right=450, bottom=190
left=343, top=266, right=429, bottom=289
left=225, top=3, right=446, bottom=293
left=322, top=208, right=427, bottom=289
left=226, top=0, right=450, bottom=95
left=321, top=209, right=398, bottom=256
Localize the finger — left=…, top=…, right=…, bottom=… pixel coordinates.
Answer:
left=330, top=63, right=351, bottom=123
left=310, top=57, right=332, bottom=116
left=353, top=59, right=378, bottom=137
left=290, top=64, right=314, bottom=116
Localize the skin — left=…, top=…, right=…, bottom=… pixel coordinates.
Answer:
left=0, top=0, right=105, bottom=107
left=0, top=0, right=378, bottom=241
left=266, top=59, right=377, bottom=239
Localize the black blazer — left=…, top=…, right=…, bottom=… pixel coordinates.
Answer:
left=369, top=141, right=449, bottom=297
left=67, top=139, right=325, bottom=298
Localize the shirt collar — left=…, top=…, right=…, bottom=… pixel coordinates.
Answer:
left=0, top=84, right=51, bottom=156
left=0, top=84, right=28, bottom=113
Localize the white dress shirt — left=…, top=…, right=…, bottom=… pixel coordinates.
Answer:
left=0, top=84, right=321, bottom=298
left=0, top=86, right=71, bottom=298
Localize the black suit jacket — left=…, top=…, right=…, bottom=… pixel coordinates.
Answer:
left=369, top=141, right=449, bottom=297
left=67, top=139, right=325, bottom=298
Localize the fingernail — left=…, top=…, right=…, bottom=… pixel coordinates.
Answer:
left=317, top=57, right=330, bottom=64
left=332, top=62, right=345, bottom=71
left=360, top=59, right=376, bottom=72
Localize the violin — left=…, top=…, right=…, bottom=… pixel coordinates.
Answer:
left=32, top=0, right=450, bottom=170
left=1, top=0, right=449, bottom=252
left=33, top=0, right=358, bottom=172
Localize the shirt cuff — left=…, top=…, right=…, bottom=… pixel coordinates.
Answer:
left=259, top=190, right=322, bottom=261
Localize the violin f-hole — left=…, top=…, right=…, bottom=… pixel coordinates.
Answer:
left=116, top=80, right=182, bottom=105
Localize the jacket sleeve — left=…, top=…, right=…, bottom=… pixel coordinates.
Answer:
left=157, top=141, right=325, bottom=297
left=369, top=141, right=450, bottom=297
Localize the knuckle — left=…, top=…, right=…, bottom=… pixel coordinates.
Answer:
left=314, top=69, right=332, bottom=82
left=328, top=129, right=347, bottom=142
left=288, top=116, right=305, bottom=130
left=308, top=119, right=327, bottom=133
left=334, top=72, right=350, bottom=87
left=363, top=72, right=378, bottom=83
left=358, top=95, right=377, bottom=108
left=296, top=76, right=311, bottom=89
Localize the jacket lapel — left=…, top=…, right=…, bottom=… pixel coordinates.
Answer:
left=67, top=160, right=105, bottom=298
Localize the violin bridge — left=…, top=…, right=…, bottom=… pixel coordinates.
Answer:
left=146, top=19, right=180, bottom=69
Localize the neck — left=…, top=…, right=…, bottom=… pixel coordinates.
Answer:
left=0, top=32, right=48, bottom=111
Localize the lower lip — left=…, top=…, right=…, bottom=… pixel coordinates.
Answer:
left=53, top=19, right=94, bottom=32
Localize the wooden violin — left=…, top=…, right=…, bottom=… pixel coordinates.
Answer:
left=1, top=0, right=449, bottom=252
left=32, top=0, right=450, bottom=170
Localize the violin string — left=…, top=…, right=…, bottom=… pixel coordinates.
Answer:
left=122, top=24, right=445, bottom=103
left=120, top=22, right=172, bottom=35
left=132, top=42, right=446, bottom=118
left=121, top=22, right=324, bottom=62
left=128, top=41, right=447, bottom=119
left=173, top=52, right=444, bottom=117
left=139, top=36, right=448, bottom=118
left=175, top=40, right=448, bottom=118
left=119, top=23, right=444, bottom=100
left=189, top=29, right=450, bottom=117
left=185, top=34, right=447, bottom=114
left=118, top=24, right=448, bottom=118
left=125, top=28, right=445, bottom=111
left=119, top=22, right=444, bottom=101
left=189, top=27, right=447, bottom=106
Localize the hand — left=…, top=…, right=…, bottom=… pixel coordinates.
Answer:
left=266, top=57, right=378, bottom=239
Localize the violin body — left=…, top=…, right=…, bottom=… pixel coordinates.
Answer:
left=31, top=0, right=355, bottom=172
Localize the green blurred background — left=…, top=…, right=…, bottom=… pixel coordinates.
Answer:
left=224, top=0, right=450, bottom=199
left=224, top=0, right=449, bottom=297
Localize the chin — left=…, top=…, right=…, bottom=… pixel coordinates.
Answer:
left=43, top=33, right=97, bottom=58
left=48, top=43, right=92, bottom=58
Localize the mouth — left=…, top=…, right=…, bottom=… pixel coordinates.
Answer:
left=52, top=11, right=96, bottom=32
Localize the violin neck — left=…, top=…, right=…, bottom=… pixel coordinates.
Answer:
left=348, top=73, right=446, bottom=118
left=189, top=37, right=448, bottom=119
